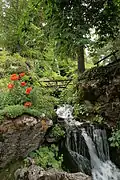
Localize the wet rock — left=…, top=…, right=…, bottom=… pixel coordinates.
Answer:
left=14, top=165, right=91, bottom=180
left=0, top=115, right=53, bottom=168
left=77, top=62, right=120, bottom=127
left=77, top=62, right=120, bottom=167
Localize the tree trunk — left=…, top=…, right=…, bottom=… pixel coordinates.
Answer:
left=77, top=45, right=85, bottom=73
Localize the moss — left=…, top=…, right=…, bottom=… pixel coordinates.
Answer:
left=0, top=105, right=43, bottom=123
left=0, top=160, right=24, bottom=180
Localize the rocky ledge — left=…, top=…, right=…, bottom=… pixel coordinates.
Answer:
left=0, top=115, right=53, bottom=168
left=15, top=165, right=91, bottom=180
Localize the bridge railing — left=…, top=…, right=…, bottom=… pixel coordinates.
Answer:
left=38, top=78, right=73, bottom=89
left=94, top=50, right=119, bottom=67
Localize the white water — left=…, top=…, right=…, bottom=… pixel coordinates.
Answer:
left=82, top=129, right=120, bottom=180
left=56, top=105, right=83, bottom=126
left=56, top=105, right=120, bottom=179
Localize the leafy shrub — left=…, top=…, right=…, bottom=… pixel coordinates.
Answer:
left=109, top=130, right=120, bottom=148
left=51, top=124, right=65, bottom=139
left=59, top=84, right=76, bottom=104
left=73, top=101, right=93, bottom=118
left=29, top=144, right=63, bottom=169
left=29, top=87, right=58, bottom=118
left=0, top=51, right=27, bottom=75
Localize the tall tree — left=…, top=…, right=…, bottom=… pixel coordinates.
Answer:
left=43, top=0, right=119, bottom=73
left=0, top=0, right=45, bottom=55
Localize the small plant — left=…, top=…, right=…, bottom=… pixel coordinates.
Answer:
left=109, top=130, right=120, bottom=148
left=51, top=124, right=65, bottom=139
left=29, top=144, right=63, bottom=169
left=73, top=102, right=93, bottom=118
left=92, top=115, right=103, bottom=123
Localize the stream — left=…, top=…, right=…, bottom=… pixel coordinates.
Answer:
left=56, top=105, right=120, bottom=180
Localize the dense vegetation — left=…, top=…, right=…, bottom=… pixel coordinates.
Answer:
left=0, top=1, right=120, bottom=176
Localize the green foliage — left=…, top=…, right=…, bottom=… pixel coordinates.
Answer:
left=0, top=0, right=45, bottom=54
left=44, top=0, right=119, bottom=56
left=0, top=105, right=42, bottom=121
left=51, top=124, right=65, bottom=139
left=2, top=105, right=25, bottom=119
left=29, top=144, right=63, bottom=169
left=92, top=115, right=103, bottom=124
left=74, top=103, right=90, bottom=117
left=59, top=84, right=75, bottom=104
left=73, top=100, right=94, bottom=118
left=0, top=50, right=27, bottom=77
left=0, top=160, right=24, bottom=180
left=29, top=87, right=58, bottom=118
left=25, top=108, right=42, bottom=118
left=0, top=72, right=58, bottom=121
left=109, top=130, right=120, bottom=148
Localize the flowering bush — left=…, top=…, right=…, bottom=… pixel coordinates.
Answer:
left=7, top=72, right=33, bottom=107
left=0, top=72, right=57, bottom=121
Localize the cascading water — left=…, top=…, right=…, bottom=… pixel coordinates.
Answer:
left=56, top=104, right=83, bottom=126
left=82, top=129, right=120, bottom=180
left=56, top=105, right=120, bottom=179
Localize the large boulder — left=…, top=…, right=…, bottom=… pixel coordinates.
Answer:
left=14, top=165, right=91, bottom=180
left=0, top=115, right=53, bottom=168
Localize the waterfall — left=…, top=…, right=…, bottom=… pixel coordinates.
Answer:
left=82, top=129, right=120, bottom=180
left=56, top=105, right=120, bottom=179
left=56, top=104, right=83, bottom=126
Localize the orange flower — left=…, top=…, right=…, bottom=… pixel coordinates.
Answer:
left=10, top=74, right=19, bottom=81
left=8, top=83, right=14, bottom=89
left=19, top=72, right=25, bottom=77
left=26, top=87, right=32, bottom=94
left=24, top=102, right=32, bottom=107
left=21, top=82, right=27, bottom=86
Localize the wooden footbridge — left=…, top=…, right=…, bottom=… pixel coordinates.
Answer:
left=38, top=50, right=119, bottom=89
left=38, top=78, right=73, bottom=89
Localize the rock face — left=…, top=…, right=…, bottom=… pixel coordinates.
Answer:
left=0, top=115, right=53, bottom=168
left=14, top=165, right=91, bottom=180
left=77, top=61, right=120, bottom=127
left=77, top=61, right=120, bottom=167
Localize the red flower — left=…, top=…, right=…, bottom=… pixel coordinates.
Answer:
left=26, top=87, right=32, bottom=94
left=24, top=102, right=32, bottom=107
left=21, top=82, right=27, bottom=86
left=19, top=72, right=25, bottom=77
left=8, top=83, right=14, bottom=89
left=10, top=74, right=19, bottom=81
